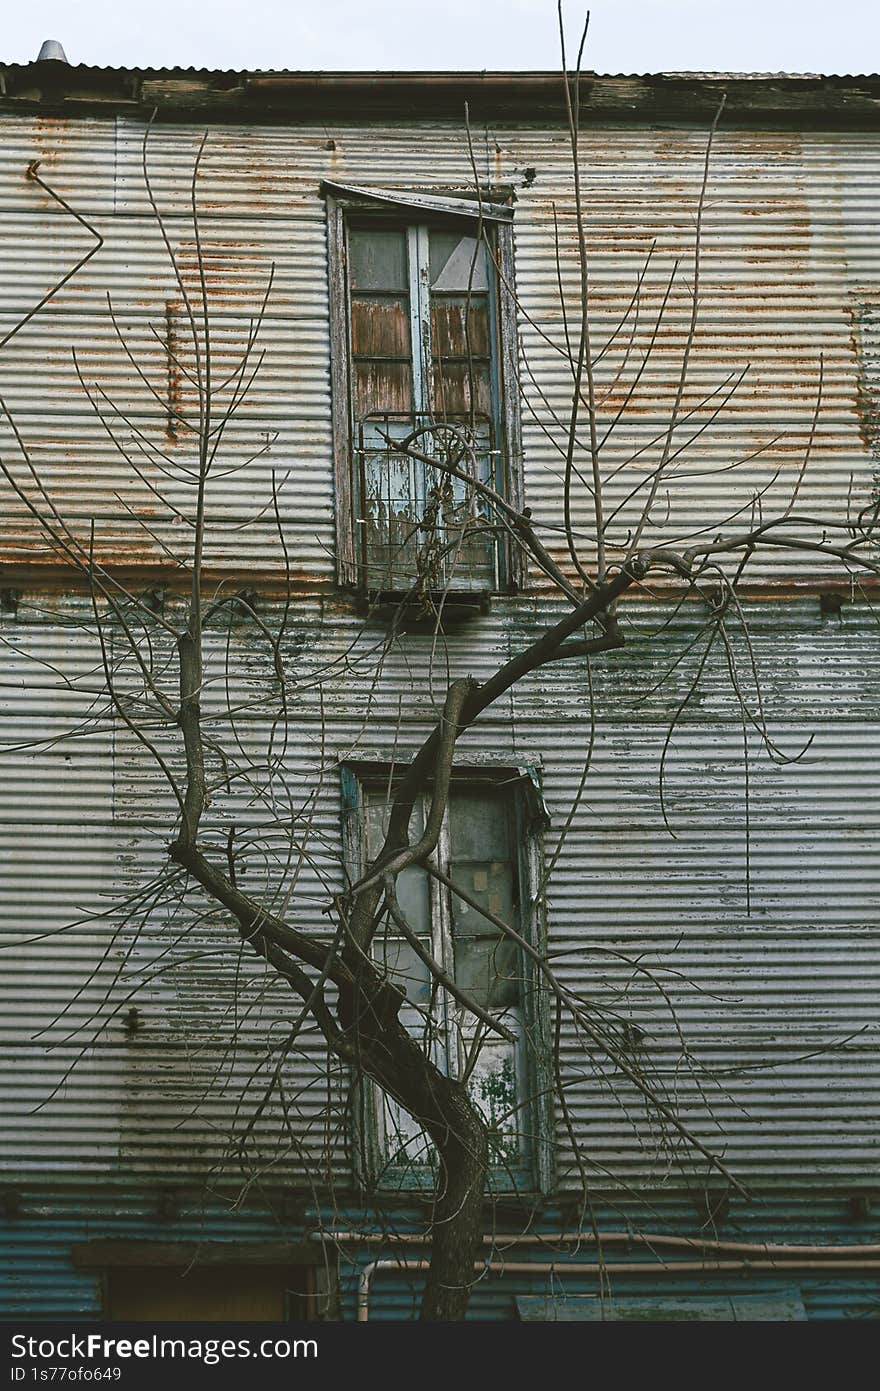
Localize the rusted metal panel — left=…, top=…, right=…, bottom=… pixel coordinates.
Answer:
left=0, top=1189, right=332, bottom=1318
left=6, top=1185, right=877, bottom=1319
left=0, top=116, right=116, bottom=213
left=510, top=127, right=879, bottom=587
left=0, top=116, right=876, bottom=588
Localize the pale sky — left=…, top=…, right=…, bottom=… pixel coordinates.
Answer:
left=2, top=0, right=879, bottom=75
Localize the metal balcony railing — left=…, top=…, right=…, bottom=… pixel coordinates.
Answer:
left=354, top=412, right=500, bottom=597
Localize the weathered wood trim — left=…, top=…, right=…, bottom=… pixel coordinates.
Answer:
left=517, top=779, right=555, bottom=1196
left=325, top=194, right=357, bottom=588
left=497, top=219, right=526, bottom=591
left=338, top=763, right=383, bottom=1191
left=321, top=181, right=514, bottom=222
left=324, top=192, right=524, bottom=598
left=4, top=71, right=880, bottom=129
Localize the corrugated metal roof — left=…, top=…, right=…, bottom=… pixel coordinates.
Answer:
left=5, top=64, right=880, bottom=80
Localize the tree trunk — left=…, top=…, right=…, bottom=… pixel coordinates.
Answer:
left=335, top=964, right=490, bottom=1321
left=419, top=1079, right=489, bottom=1321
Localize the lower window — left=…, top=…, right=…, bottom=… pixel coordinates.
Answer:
left=343, top=766, right=551, bottom=1193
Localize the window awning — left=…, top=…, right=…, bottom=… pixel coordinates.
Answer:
left=321, top=180, right=514, bottom=222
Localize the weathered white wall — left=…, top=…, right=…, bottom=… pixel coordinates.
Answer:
left=1, top=593, right=878, bottom=1191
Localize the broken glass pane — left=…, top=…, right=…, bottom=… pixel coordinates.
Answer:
left=429, top=231, right=489, bottom=291
left=449, top=859, right=514, bottom=937
left=448, top=788, right=521, bottom=1009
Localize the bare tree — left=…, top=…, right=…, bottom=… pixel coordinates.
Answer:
left=2, top=22, right=878, bottom=1323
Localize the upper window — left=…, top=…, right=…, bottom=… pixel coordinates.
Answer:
left=325, top=187, right=522, bottom=599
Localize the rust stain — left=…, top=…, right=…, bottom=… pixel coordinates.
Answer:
left=0, top=559, right=332, bottom=598
left=174, top=237, right=266, bottom=307
left=30, top=114, right=74, bottom=169
left=847, top=298, right=880, bottom=457
left=529, top=555, right=880, bottom=603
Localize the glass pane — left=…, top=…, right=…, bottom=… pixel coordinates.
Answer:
left=349, top=228, right=407, bottom=290
left=430, top=295, right=489, bottom=358
left=449, top=789, right=511, bottom=860
left=466, top=1037, right=523, bottom=1167
left=351, top=296, right=411, bottom=357
left=429, top=231, right=489, bottom=291
left=431, top=360, right=492, bottom=417
left=380, top=1103, right=436, bottom=1172
left=354, top=360, right=413, bottom=417
left=364, top=792, right=395, bottom=858
left=365, top=791, right=422, bottom=859
left=449, top=859, right=514, bottom=937
left=453, top=934, right=521, bottom=1009
left=376, top=935, right=432, bottom=1005
left=397, top=864, right=429, bottom=933
left=364, top=796, right=429, bottom=930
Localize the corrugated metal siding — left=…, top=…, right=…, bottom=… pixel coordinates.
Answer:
left=0, top=107, right=878, bottom=1247
left=0, top=1188, right=326, bottom=1318
left=1, top=596, right=877, bottom=1191
left=2, top=1189, right=877, bottom=1319
left=0, top=116, right=877, bottom=581
left=359, top=1266, right=880, bottom=1322
left=325, top=1196, right=880, bottom=1321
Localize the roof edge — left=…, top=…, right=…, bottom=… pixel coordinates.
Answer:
left=1, top=66, right=879, bottom=126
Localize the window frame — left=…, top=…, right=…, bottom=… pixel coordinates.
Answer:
left=339, top=760, right=553, bottom=1197
left=325, top=186, right=524, bottom=594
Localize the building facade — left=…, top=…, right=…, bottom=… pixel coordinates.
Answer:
left=0, top=59, right=878, bottom=1320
